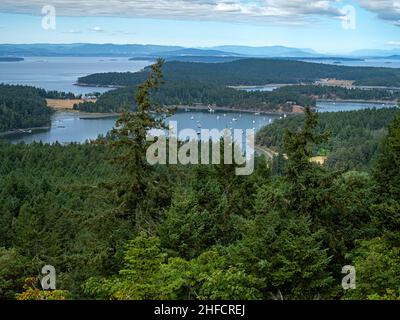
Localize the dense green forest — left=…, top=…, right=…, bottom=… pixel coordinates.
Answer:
left=0, top=84, right=53, bottom=132
left=257, top=107, right=399, bottom=171
left=271, top=85, right=400, bottom=101
left=73, top=81, right=317, bottom=113
left=73, top=82, right=398, bottom=114
left=1, top=61, right=400, bottom=301
left=78, top=59, right=400, bottom=87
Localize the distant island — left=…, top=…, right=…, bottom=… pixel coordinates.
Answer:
left=78, top=59, right=400, bottom=87
left=0, top=57, right=24, bottom=62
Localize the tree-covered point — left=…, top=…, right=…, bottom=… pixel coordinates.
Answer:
left=78, top=59, right=400, bottom=87
left=73, top=81, right=316, bottom=113
left=0, top=84, right=53, bottom=132
left=40, top=90, right=80, bottom=100
left=256, top=107, right=400, bottom=171
left=74, top=83, right=400, bottom=114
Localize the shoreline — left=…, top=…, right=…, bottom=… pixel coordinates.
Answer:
left=74, top=83, right=126, bottom=89
left=317, top=98, right=397, bottom=104
left=78, top=112, right=121, bottom=119
left=0, top=126, right=51, bottom=138
left=175, top=105, right=292, bottom=115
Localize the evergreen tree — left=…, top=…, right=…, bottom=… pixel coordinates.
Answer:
left=109, top=59, right=172, bottom=231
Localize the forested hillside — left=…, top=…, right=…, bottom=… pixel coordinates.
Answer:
left=73, top=82, right=399, bottom=114
left=73, top=81, right=316, bottom=113
left=257, top=107, right=399, bottom=171
left=78, top=59, right=400, bottom=87
left=0, top=84, right=53, bottom=132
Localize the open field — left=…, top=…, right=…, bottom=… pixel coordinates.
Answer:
left=46, top=99, right=97, bottom=110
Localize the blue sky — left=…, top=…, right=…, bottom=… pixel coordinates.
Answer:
left=0, top=0, right=399, bottom=54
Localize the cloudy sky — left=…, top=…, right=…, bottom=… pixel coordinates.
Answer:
left=0, top=0, right=399, bottom=53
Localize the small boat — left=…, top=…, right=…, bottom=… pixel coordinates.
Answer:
left=190, top=116, right=194, bottom=120
left=254, top=112, right=260, bottom=116
left=252, top=120, right=256, bottom=124
left=223, top=114, right=227, bottom=117
left=197, top=123, right=202, bottom=128
left=57, top=125, right=66, bottom=128
left=197, top=131, right=201, bottom=135
left=232, top=118, right=238, bottom=122
left=216, top=115, right=220, bottom=120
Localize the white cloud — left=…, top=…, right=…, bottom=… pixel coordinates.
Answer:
left=0, top=0, right=345, bottom=25
left=357, top=0, right=400, bottom=26
left=388, top=40, right=400, bottom=46
left=62, top=29, right=82, bottom=33
left=89, top=26, right=104, bottom=32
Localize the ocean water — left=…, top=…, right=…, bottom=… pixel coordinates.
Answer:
left=301, top=58, right=400, bottom=69
left=0, top=57, right=151, bottom=95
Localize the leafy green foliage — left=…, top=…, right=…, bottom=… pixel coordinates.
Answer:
left=344, top=238, right=400, bottom=300
left=0, top=84, right=52, bottom=132
left=257, top=107, right=399, bottom=171
left=83, top=233, right=262, bottom=300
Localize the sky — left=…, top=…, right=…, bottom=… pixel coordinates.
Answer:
left=0, top=0, right=399, bottom=54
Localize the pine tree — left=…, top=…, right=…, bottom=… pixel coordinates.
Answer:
left=283, top=106, right=332, bottom=217
left=109, top=59, right=172, bottom=231
left=372, top=111, right=400, bottom=245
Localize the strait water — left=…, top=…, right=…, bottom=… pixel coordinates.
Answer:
left=0, top=57, right=150, bottom=95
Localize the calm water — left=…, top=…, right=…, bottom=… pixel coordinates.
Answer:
left=302, top=58, right=400, bottom=68
left=8, top=111, right=279, bottom=144
left=243, top=85, right=278, bottom=92
left=7, top=101, right=397, bottom=144
left=316, top=101, right=396, bottom=112
left=0, top=57, right=151, bottom=95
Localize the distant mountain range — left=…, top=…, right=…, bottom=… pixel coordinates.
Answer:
left=350, top=49, right=400, bottom=57
left=210, top=45, right=319, bottom=57
left=0, top=44, right=183, bottom=57
left=0, top=43, right=398, bottom=60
